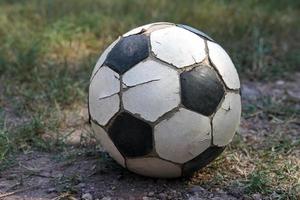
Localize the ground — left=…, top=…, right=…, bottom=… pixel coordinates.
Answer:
left=0, top=74, right=299, bottom=200
left=0, top=1, right=299, bottom=199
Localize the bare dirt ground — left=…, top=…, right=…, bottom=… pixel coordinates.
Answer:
left=0, top=74, right=299, bottom=200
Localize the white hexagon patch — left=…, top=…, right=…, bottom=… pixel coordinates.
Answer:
left=207, top=41, right=240, bottom=90
left=154, top=108, right=211, bottom=164
left=151, top=26, right=206, bottom=68
left=122, top=59, right=180, bottom=122
left=123, top=22, right=174, bottom=37
left=126, top=157, right=182, bottom=178
left=89, top=66, right=120, bottom=125
left=213, top=92, right=241, bottom=146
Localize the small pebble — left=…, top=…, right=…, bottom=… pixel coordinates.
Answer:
left=148, top=192, right=155, bottom=197
left=252, top=193, right=262, bottom=200
left=82, top=193, right=93, bottom=200
left=158, top=193, right=167, bottom=199
left=211, top=197, right=223, bottom=200
left=101, top=197, right=111, bottom=200
left=111, top=186, right=116, bottom=190
left=189, top=185, right=205, bottom=193
left=276, top=80, right=284, bottom=85
left=46, top=188, right=56, bottom=193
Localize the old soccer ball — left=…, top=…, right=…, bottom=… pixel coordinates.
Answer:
left=88, top=22, right=241, bottom=178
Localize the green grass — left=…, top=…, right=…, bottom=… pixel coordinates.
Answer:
left=243, top=95, right=300, bottom=120
left=0, top=0, right=299, bottom=198
left=0, top=0, right=299, bottom=80
left=189, top=133, right=300, bottom=199
left=0, top=110, right=52, bottom=164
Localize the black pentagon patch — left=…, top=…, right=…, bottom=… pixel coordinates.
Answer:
left=104, top=35, right=149, bottom=74
left=177, top=24, right=214, bottom=41
left=182, top=146, right=225, bottom=176
left=180, top=65, right=225, bottom=116
left=108, top=112, right=153, bottom=157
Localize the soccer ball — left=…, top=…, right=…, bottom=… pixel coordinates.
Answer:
left=89, top=22, right=241, bottom=178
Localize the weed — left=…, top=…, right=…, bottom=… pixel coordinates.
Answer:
left=245, top=171, right=270, bottom=194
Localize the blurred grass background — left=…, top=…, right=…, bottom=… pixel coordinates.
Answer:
left=1, top=0, right=299, bottom=81
left=0, top=0, right=299, bottom=198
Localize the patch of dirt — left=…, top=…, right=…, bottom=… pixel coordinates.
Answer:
left=0, top=150, right=239, bottom=200
left=241, top=73, right=300, bottom=103
left=240, top=73, right=300, bottom=149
